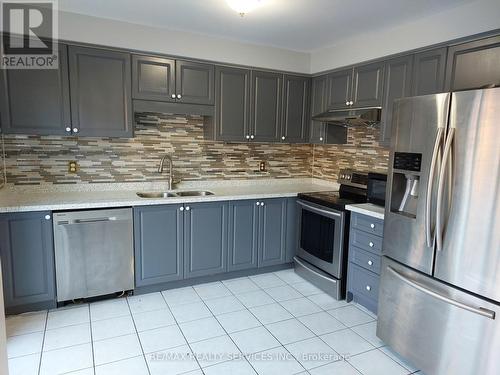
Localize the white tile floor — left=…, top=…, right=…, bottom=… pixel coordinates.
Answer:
left=6, top=269, right=423, bottom=375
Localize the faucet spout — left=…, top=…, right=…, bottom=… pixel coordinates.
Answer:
left=158, top=154, right=174, bottom=190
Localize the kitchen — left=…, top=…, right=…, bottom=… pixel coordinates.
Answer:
left=0, top=1, right=499, bottom=374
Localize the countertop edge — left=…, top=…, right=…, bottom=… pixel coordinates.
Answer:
left=345, top=203, right=385, bottom=220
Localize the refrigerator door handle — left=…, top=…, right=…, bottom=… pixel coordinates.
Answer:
left=387, top=266, right=496, bottom=320
left=425, top=127, right=444, bottom=248
left=436, top=127, right=455, bottom=252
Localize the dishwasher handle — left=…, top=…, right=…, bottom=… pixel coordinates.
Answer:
left=73, top=217, right=117, bottom=224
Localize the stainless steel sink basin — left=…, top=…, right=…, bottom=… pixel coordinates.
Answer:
left=175, top=191, right=214, bottom=197
left=136, top=192, right=177, bottom=198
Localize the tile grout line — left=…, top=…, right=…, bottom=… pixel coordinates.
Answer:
left=36, top=310, right=49, bottom=375
left=125, top=296, right=152, bottom=375
left=87, top=304, right=96, bottom=375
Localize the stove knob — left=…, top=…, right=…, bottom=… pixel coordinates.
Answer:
left=346, top=175, right=351, bottom=180
left=340, top=174, right=345, bottom=179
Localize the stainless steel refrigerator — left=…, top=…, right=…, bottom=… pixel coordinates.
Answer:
left=377, top=88, right=500, bottom=375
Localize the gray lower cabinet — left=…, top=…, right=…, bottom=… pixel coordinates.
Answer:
left=184, top=201, right=228, bottom=278
left=347, top=212, right=384, bottom=314
left=379, top=55, right=413, bottom=146
left=227, top=200, right=259, bottom=272
left=445, top=35, right=500, bottom=91
left=134, top=205, right=184, bottom=287
left=412, top=47, right=448, bottom=96
left=132, top=55, right=176, bottom=102
left=250, top=70, right=282, bottom=142
left=207, top=66, right=251, bottom=141
left=352, top=61, right=385, bottom=107
left=258, top=198, right=287, bottom=268
left=68, top=46, right=133, bottom=137
left=0, top=212, right=56, bottom=313
left=281, top=75, right=310, bottom=143
left=0, top=43, right=71, bottom=136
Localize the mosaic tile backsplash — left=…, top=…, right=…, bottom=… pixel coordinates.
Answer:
left=1, top=114, right=389, bottom=186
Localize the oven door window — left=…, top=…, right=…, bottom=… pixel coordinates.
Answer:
left=300, top=209, right=336, bottom=263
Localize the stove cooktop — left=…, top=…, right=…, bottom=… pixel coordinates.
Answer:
left=298, top=190, right=367, bottom=211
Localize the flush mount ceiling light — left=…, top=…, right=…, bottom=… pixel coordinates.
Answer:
left=226, top=0, right=264, bottom=17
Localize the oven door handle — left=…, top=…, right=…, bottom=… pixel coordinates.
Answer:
left=297, top=200, right=342, bottom=218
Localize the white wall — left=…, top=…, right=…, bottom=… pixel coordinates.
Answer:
left=56, top=11, right=311, bottom=74
left=310, top=0, right=500, bottom=73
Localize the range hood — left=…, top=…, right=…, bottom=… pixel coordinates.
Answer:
left=312, top=106, right=381, bottom=127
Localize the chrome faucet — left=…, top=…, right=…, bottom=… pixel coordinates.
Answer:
left=158, top=154, right=174, bottom=190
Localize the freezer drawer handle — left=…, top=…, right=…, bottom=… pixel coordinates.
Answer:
left=387, top=266, right=496, bottom=320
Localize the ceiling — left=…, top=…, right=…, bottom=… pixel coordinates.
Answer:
left=59, top=0, right=472, bottom=52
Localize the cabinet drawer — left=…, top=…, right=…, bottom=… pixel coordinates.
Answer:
left=349, top=263, right=380, bottom=301
left=349, top=246, right=381, bottom=275
left=351, top=213, right=384, bottom=236
left=350, top=228, right=383, bottom=255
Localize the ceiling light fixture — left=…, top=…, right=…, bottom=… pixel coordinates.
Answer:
left=226, top=0, right=263, bottom=17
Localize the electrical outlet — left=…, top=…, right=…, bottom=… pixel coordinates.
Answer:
left=259, top=161, right=267, bottom=172
left=68, top=160, right=78, bottom=173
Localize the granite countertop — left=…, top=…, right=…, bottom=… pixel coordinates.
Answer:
left=0, top=178, right=337, bottom=213
left=345, top=203, right=385, bottom=220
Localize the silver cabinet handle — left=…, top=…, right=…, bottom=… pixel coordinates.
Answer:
left=319, top=137, right=323, bottom=141
left=72, top=128, right=79, bottom=133
left=436, top=127, right=455, bottom=251
left=369, top=242, right=374, bottom=247
left=185, top=206, right=190, bottom=211
left=171, top=94, right=176, bottom=99
left=177, top=94, right=182, bottom=99
left=281, top=136, right=285, bottom=140
left=256, top=202, right=260, bottom=206
left=345, top=101, right=349, bottom=105
left=246, top=135, right=250, bottom=140
left=45, top=214, right=51, bottom=220
left=260, top=202, right=264, bottom=206
left=387, top=266, right=495, bottom=320
left=250, top=135, right=255, bottom=139
left=65, top=127, right=71, bottom=133
left=179, top=207, right=184, bottom=211
left=368, top=260, right=373, bottom=266
left=350, top=101, right=354, bottom=105
left=366, top=285, right=371, bottom=291
left=425, top=127, right=444, bottom=248
left=370, top=223, right=375, bottom=229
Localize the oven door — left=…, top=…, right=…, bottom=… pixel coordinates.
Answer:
left=296, top=200, right=346, bottom=279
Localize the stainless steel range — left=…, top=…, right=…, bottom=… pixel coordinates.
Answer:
left=294, top=169, right=368, bottom=300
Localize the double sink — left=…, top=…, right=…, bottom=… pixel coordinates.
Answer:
left=136, top=190, right=214, bottom=199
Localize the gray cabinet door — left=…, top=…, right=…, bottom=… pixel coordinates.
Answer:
left=176, top=60, right=214, bottom=105
left=134, top=205, right=184, bottom=287
left=326, top=68, right=353, bottom=109
left=184, top=202, right=228, bottom=278
left=132, top=55, right=175, bottom=102
left=309, top=75, right=328, bottom=144
left=215, top=66, right=251, bottom=142
left=258, top=198, right=287, bottom=268
left=285, top=198, right=298, bottom=262
left=0, top=212, right=55, bottom=312
left=228, top=200, right=258, bottom=272
left=281, top=75, right=310, bottom=143
left=380, top=55, right=413, bottom=146
left=69, top=46, right=133, bottom=137
left=445, top=35, right=500, bottom=91
left=352, top=61, right=385, bottom=107
left=0, top=43, right=70, bottom=136
left=250, top=70, right=282, bottom=142
left=412, top=47, right=447, bottom=95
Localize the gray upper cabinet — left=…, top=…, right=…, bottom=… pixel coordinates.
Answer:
left=309, top=75, right=328, bottom=144
left=176, top=60, right=215, bottom=105
left=281, top=75, right=310, bottom=143
left=0, top=212, right=56, bottom=313
left=209, top=66, right=251, bottom=142
left=132, top=55, right=175, bottom=102
left=352, top=61, right=385, bottom=107
left=184, top=201, right=228, bottom=278
left=380, top=55, right=413, bottom=146
left=250, top=70, right=282, bottom=142
left=69, top=46, right=133, bottom=137
left=0, top=43, right=71, bottom=136
left=258, top=198, right=287, bottom=268
left=134, top=205, right=184, bottom=287
left=327, top=69, right=352, bottom=109
left=412, top=47, right=447, bottom=95
left=228, top=200, right=259, bottom=272
left=445, top=35, right=500, bottom=91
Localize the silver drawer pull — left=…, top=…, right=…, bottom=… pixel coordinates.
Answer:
left=366, top=285, right=371, bottom=291
left=370, top=223, right=375, bottom=229
left=367, top=260, right=373, bottom=266
left=369, top=242, right=374, bottom=247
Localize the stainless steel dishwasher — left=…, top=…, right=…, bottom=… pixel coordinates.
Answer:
left=53, top=208, right=134, bottom=302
